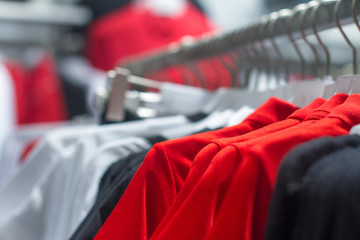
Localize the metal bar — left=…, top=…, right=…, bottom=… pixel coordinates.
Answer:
left=123, top=0, right=359, bottom=75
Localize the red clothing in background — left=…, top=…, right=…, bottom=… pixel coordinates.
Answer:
left=4, top=61, right=29, bottom=125
left=4, top=54, right=68, bottom=125
left=26, top=54, right=68, bottom=123
left=86, top=3, right=215, bottom=71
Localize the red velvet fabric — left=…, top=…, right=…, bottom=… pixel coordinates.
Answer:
left=150, top=97, right=326, bottom=239
left=151, top=94, right=349, bottom=240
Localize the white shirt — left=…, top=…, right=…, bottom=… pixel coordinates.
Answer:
left=0, top=115, right=189, bottom=240
left=0, top=122, right=70, bottom=191
left=0, top=108, right=255, bottom=240
left=0, top=61, right=16, bottom=171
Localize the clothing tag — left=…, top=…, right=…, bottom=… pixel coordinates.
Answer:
left=202, top=88, right=228, bottom=114
left=322, top=75, right=335, bottom=99
left=105, top=68, right=130, bottom=122
left=229, top=90, right=251, bottom=110
left=281, top=85, right=294, bottom=102
left=291, top=79, right=325, bottom=108
left=333, top=75, right=353, bottom=94
left=322, top=84, right=335, bottom=100
left=323, top=75, right=335, bottom=85
left=348, top=75, right=360, bottom=94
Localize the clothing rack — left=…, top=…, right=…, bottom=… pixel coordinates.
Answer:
left=104, top=0, right=360, bottom=122
left=122, top=0, right=359, bottom=76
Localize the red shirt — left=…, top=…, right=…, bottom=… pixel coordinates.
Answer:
left=4, top=54, right=68, bottom=125
left=150, top=97, right=326, bottom=239
left=87, top=4, right=215, bottom=71
left=4, top=61, right=29, bottom=125
left=26, top=54, right=68, bottom=123
left=151, top=93, right=348, bottom=240
left=207, top=93, right=360, bottom=240
left=94, top=98, right=297, bottom=240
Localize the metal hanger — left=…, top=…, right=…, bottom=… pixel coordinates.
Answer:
left=220, top=31, right=239, bottom=88
left=245, top=22, right=267, bottom=91
left=352, top=0, right=360, bottom=32
left=230, top=27, right=254, bottom=89
left=260, top=14, right=282, bottom=85
left=298, top=3, right=321, bottom=77
left=310, top=1, right=332, bottom=76
left=243, top=23, right=263, bottom=89
left=219, top=54, right=238, bottom=88
left=252, top=18, right=274, bottom=88
left=269, top=11, right=290, bottom=82
left=286, top=7, right=306, bottom=80
left=335, top=0, right=357, bottom=74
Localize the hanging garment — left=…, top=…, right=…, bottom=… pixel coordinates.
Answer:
left=289, top=145, right=360, bottom=240
left=4, top=53, right=69, bottom=125
left=70, top=128, right=223, bottom=240
left=86, top=3, right=215, bottom=71
left=0, top=61, right=16, bottom=171
left=26, top=53, right=68, bottom=123
left=0, top=122, right=69, bottom=191
left=3, top=60, right=28, bottom=125
left=205, top=94, right=360, bottom=240
left=265, top=135, right=360, bottom=240
left=149, top=93, right=348, bottom=240
left=0, top=109, right=240, bottom=240
left=92, top=97, right=298, bottom=240
left=0, top=115, right=191, bottom=240
left=69, top=136, right=161, bottom=240
left=149, top=96, right=326, bottom=240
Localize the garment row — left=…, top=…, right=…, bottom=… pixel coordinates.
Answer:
left=1, top=93, right=360, bottom=240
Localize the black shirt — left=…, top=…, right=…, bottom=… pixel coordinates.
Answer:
left=69, top=136, right=166, bottom=240
left=265, top=135, right=360, bottom=240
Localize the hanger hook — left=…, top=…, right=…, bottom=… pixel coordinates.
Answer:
left=353, top=0, right=360, bottom=31
left=285, top=8, right=306, bottom=80
left=310, top=1, right=331, bottom=76
left=298, top=3, right=321, bottom=77
left=269, top=11, right=289, bottom=81
left=257, top=16, right=274, bottom=77
left=335, top=0, right=357, bottom=74
left=251, top=22, right=269, bottom=72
